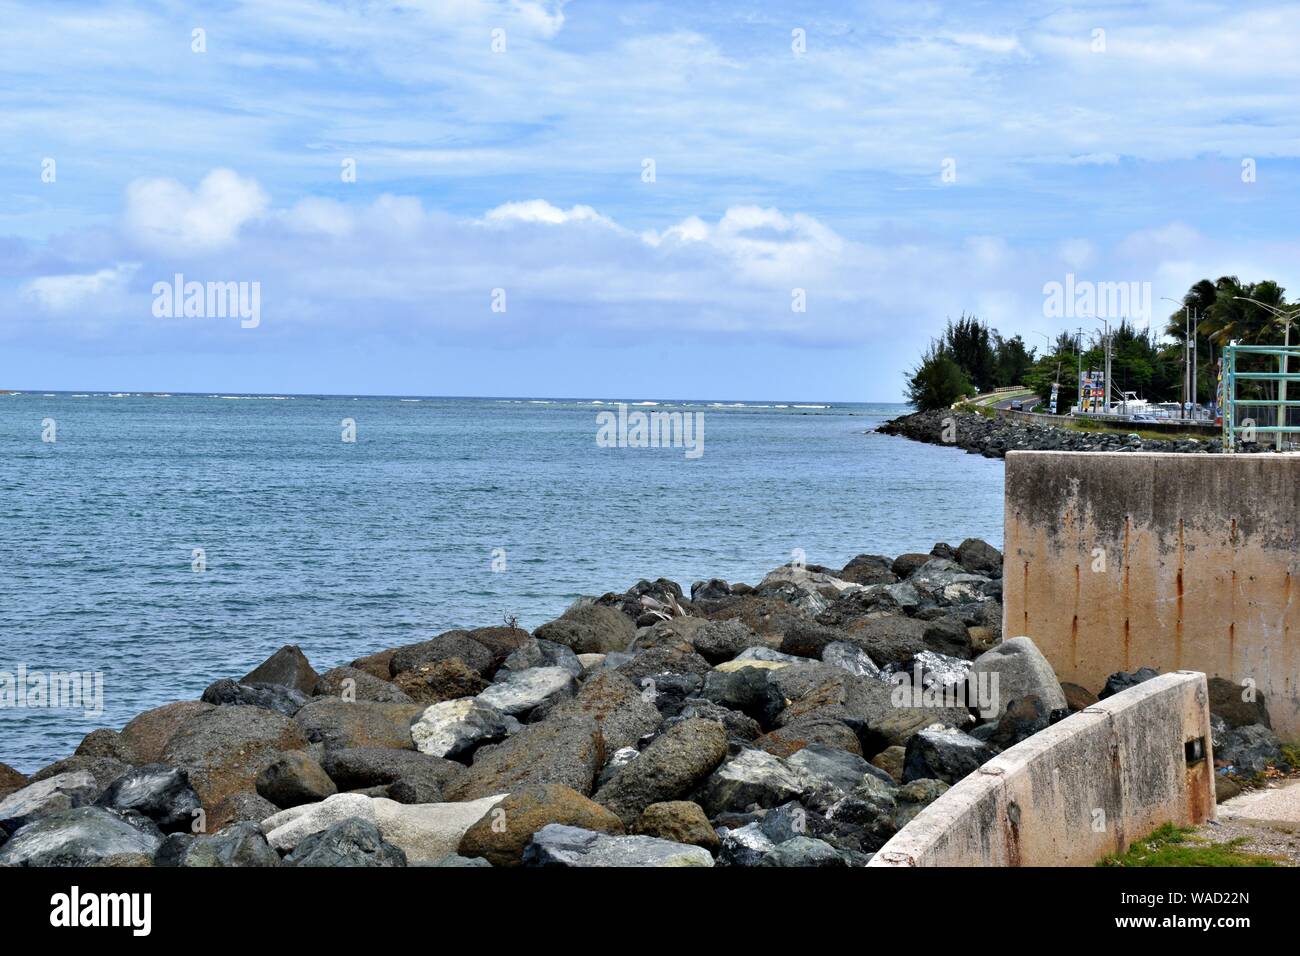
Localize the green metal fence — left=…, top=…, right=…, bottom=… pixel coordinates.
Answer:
left=1221, top=343, right=1300, bottom=450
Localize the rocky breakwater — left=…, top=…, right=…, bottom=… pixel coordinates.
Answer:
left=2, top=538, right=1289, bottom=867
left=878, top=408, right=1223, bottom=459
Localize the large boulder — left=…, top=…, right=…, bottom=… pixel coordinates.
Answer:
left=293, top=698, right=423, bottom=751
left=241, top=644, right=319, bottom=695
left=389, top=631, right=494, bottom=679
left=755, top=716, right=863, bottom=758
left=319, top=747, right=464, bottom=801
left=160, top=704, right=310, bottom=811
left=632, top=801, right=719, bottom=851
left=394, top=658, right=489, bottom=704
left=411, top=699, right=519, bottom=761
left=283, top=817, right=407, bottom=867
left=314, top=666, right=414, bottom=705
left=1217, top=724, right=1284, bottom=774
left=839, top=554, right=898, bottom=586
left=0, top=763, right=28, bottom=800
left=465, top=626, right=533, bottom=667
left=837, top=616, right=928, bottom=667
left=691, top=619, right=766, bottom=664
left=499, top=639, right=584, bottom=679
left=475, top=666, right=577, bottom=717
left=208, top=792, right=280, bottom=833
left=902, top=728, right=995, bottom=784
left=967, top=637, right=1066, bottom=719
left=201, top=678, right=309, bottom=716
left=119, top=700, right=215, bottom=764
left=956, top=538, right=1002, bottom=577
left=93, top=765, right=203, bottom=833
left=29, top=756, right=129, bottom=798
left=255, top=752, right=338, bottom=809
left=696, top=749, right=807, bottom=816
left=522, top=824, right=713, bottom=867
left=155, top=821, right=280, bottom=867
left=0, top=807, right=163, bottom=866
left=534, top=604, right=637, bottom=655
left=543, top=671, right=662, bottom=751
left=786, top=743, right=881, bottom=794
left=1207, top=676, right=1271, bottom=729
left=701, top=667, right=785, bottom=729
left=75, top=729, right=135, bottom=762
left=594, top=718, right=728, bottom=826
left=443, top=715, right=604, bottom=801
left=264, top=792, right=504, bottom=864
left=458, top=784, right=624, bottom=866
left=0, top=772, right=98, bottom=833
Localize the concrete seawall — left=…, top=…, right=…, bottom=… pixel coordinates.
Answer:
left=1002, top=450, right=1300, bottom=739
left=869, top=671, right=1215, bottom=866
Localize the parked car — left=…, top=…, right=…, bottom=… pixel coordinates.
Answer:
left=1010, top=400, right=1023, bottom=411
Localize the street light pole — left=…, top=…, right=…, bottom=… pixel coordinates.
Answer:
left=1162, top=296, right=1191, bottom=417
left=1233, top=296, right=1300, bottom=450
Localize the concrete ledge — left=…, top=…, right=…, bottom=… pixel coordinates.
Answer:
left=868, top=671, right=1215, bottom=867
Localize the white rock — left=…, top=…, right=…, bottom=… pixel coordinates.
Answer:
left=475, top=666, right=576, bottom=716
left=411, top=698, right=517, bottom=759
left=263, top=792, right=376, bottom=851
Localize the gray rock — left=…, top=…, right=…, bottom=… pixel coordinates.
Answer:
left=595, top=718, right=729, bottom=825
left=957, top=538, right=1002, bottom=577
left=701, top=667, right=785, bottom=728
left=293, top=698, right=423, bottom=752
left=499, top=639, right=584, bottom=679
left=902, top=728, right=995, bottom=784
left=313, top=666, right=414, bottom=704
left=967, top=636, right=1066, bottom=719
left=717, top=821, right=775, bottom=865
left=822, top=642, right=884, bottom=680
left=534, top=604, right=637, bottom=655
left=522, top=824, right=713, bottom=867
left=320, top=746, right=464, bottom=798
left=787, top=744, right=878, bottom=794
left=283, top=816, right=408, bottom=867
left=671, top=699, right=763, bottom=743
left=0, top=771, right=99, bottom=833
left=734, top=647, right=805, bottom=664
left=94, top=764, right=202, bottom=833
left=1098, top=667, right=1160, bottom=699
left=596, top=747, right=640, bottom=789
left=475, top=666, right=577, bottom=717
left=389, top=631, right=494, bottom=678
left=411, top=698, right=519, bottom=760
left=892, top=778, right=949, bottom=829
left=0, top=806, right=163, bottom=866
left=697, top=749, right=807, bottom=816
left=426, top=854, right=493, bottom=867
left=255, top=751, right=338, bottom=808
left=444, top=715, right=603, bottom=800
left=543, top=671, right=663, bottom=751
left=201, top=678, right=309, bottom=716
left=155, top=821, right=280, bottom=867
left=692, top=619, right=765, bottom=664
left=759, top=835, right=849, bottom=867
left=242, top=644, right=319, bottom=695
left=1217, top=724, right=1285, bottom=774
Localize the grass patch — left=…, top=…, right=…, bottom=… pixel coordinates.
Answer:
left=956, top=402, right=996, bottom=419
left=1099, top=823, right=1279, bottom=867
left=1057, top=419, right=1213, bottom=442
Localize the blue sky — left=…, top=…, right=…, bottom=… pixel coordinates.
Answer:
left=2, top=0, right=1298, bottom=400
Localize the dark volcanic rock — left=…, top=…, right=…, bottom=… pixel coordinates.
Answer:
left=1217, top=724, right=1284, bottom=774
left=458, top=783, right=624, bottom=867
left=201, top=678, right=309, bottom=716
left=390, top=631, right=494, bottom=678
left=394, top=658, right=489, bottom=704
left=1098, top=667, right=1160, bottom=699
left=0, top=762, right=29, bottom=800
left=691, top=619, right=765, bottom=664
left=902, top=728, right=995, bottom=784
left=293, top=698, right=423, bottom=752
left=594, top=718, right=728, bottom=825
left=119, top=700, right=215, bottom=764
left=0, top=806, right=163, bottom=867
left=700, top=667, right=785, bottom=729
left=544, top=671, right=663, bottom=751
left=956, top=538, right=1002, bottom=577
left=445, top=715, right=604, bottom=801
left=242, top=644, right=319, bottom=695
left=314, top=666, right=413, bottom=704
left=1206, top=676, right=1271, bottom=729
left=255, top=751, right=338, bottom=808
left=94, top=764, right=202, bottom=833
left=283, top=817, right=407, bottom=867
left=838, top=554, right=898, bottom=586
left=534, top=603, right=637, bottom=655
left=320, top=747, right=463, bottom=797
left=155, top=820, right=280, bottom=867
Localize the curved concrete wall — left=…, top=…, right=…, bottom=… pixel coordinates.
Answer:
left=869, top=671, right=1215, bottom=867
left=1002, top=450, right=1300, bottom=738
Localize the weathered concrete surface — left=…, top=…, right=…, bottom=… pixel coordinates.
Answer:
left=869, top=671, right=1215, bottom=866
left=1003, top=451, right=1300, bottom=739
left=1217, top=778, right=1300, bottom=825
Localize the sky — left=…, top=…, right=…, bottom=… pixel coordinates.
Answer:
left=2, top=0, right=1299, bottom=401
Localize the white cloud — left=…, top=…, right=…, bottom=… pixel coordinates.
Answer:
left=21, top=263, right=138, bottom=312
left=123, top=169, right=268, bottom=254
left=483, top=200, right=615, bottom=227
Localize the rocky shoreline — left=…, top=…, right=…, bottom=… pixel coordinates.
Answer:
left=0, top=542, right=1287, bottom=868
left=877, top=408, right=1231, bottom=458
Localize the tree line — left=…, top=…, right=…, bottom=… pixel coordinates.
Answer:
left=904, top=277, right=1296, bottom=412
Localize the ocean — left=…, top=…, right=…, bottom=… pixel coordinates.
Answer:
left=0, top=393, right=1004, bottom=772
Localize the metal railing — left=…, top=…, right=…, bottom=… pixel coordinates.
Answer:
left=1222, top=343, right=1300, bottom=451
